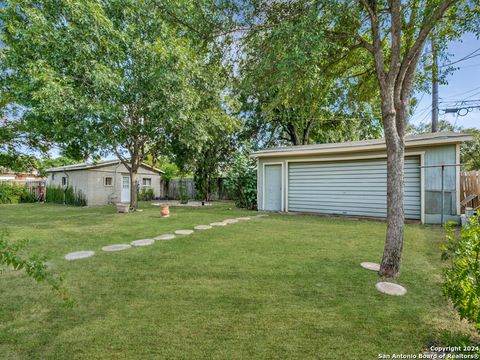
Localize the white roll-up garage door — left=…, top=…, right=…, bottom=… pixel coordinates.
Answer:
left=287, top=156, right=421, bottom=220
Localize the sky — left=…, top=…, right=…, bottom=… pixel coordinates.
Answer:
left=410, top=32, right=480, bottom=130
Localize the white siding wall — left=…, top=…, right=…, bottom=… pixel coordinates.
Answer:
left=47, top=162, right=162, bottom=206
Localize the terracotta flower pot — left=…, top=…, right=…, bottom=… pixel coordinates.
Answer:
left=160, top=205, right=170, bottom=218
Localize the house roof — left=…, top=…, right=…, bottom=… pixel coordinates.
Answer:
left=251, top=132, right=474, bottom=158
left=46, top=159, right=164, bottom=174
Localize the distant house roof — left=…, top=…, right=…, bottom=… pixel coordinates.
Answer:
left=251, top=132, right=473, bottom=158
left=46, top=159, right=164, bottom=174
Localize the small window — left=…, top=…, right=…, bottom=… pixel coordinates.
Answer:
left=62, top=176, right=68, bottom=186
left=104, top=176, right=113, bottom=186
left=142, top=178, right=152, bottom=187
left=51, top=173, right=55, bottom=181
left=122, top=176, right=129, bottom=189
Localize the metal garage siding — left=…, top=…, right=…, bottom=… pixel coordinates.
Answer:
left=287, top=157, right=421, bottom=219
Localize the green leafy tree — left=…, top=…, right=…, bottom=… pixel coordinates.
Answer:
left=461, top=129, right=480, bottom=171
left=0, top=232, right=69, bottom=302
left=224, top=0, right=479, bottom=277
left=193, top=113, right=239, bottom=202
left=329, top=0, right=479, bottom=277
left=236, top=1, right=383, bottom=147
left=442, top=219, right=480, bottom=333
left=408, top=122, right=480, bottom=171
left=224, top=146, right=257, bottom=210
left=37, top=156, right=78, bottom=176
left=0, top=0, right=230, bottom=209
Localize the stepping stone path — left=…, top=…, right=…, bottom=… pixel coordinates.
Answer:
left=154, top=234, right=175, bottom=241
left=65, top=213, right=270, bottom=261
left=375, top=282, right=407, bottom=296
left=131, top=239, right=155, bottom=247
left=102, top=244, right=131, bottom=252
left=194, top=225, right=212, bottom=230
left=175, top=230, right=194, bottom=235
left=223, top=219, right=239, bottom=224
left=236, top=217, right=251, bottom=221
left=65, top=251, right=95, bottom=261
left=360, top=262, right=380, bottom=272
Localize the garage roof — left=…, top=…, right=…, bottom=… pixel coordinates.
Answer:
left=251, top=132, right=473, bottom=158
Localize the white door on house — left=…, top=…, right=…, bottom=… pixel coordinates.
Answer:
left=121, top=175, right=130, bottom=203
left=264, top=164, right=282, bottom=211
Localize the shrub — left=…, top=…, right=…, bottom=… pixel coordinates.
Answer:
left=224, top=150, right=257, bottom=210
left=0, top=182, right=33, bottom=204
left=0, top=231, right=69, bottom=303
left=441, top=218, right=480, bottom=333
left=45, top=185, right=86, bottom=206
left=139, top=187, right=154, bottom=201
left=20, top=190, right=36, bottom=203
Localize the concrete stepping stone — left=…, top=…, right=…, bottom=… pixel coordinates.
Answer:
left=65, top=251, right=95, bottom=261
left=255, top=214, right=269, bottom=218
left=375, top=282, right=407, bottom=296
left=194, top=225, right=212, bottom=230
left=210, top=222, right=227, bottom=226
left=360, top=262, right=380, bottom=272
left=236, top=217, right=251, bottom=221
left=102, top=244, right=131, bottom=252
left=223, top=219, right=239, bottom=224
left=131, top=239, right=155, bottom=247
left=175, top=230, right=194, bottom=235
left=154, top=234, right=175, bottom=241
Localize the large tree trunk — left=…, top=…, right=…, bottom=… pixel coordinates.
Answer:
left=130, top=168, right=139, bottom=210
left=129, top=150, right=140, bottom=210
left=379, top=129, right=405, bottom=277
left=379, top=100, right=406, bottom=278
left=356, top=0, right=455, bottom=278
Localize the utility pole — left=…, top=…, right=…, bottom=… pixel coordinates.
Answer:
left=431, top=37, right=439, bottom=132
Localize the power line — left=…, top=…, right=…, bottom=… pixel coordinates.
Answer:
left=457, top=62, right=480, bottom=70
left=441, top=103, right=480, bottom=116
left=414, top=103, right=432, bottom=120
left=440, top=85, right=480, bottom=99
left=463, top=90, right=480, bottom=101
left=441, top=47, right=480, bottom=67
left=440, top=99, right=480, bottom=105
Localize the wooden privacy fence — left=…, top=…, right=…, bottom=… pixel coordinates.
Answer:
left=0, top=179, right=46, bottom=201
left=160, top=178, right=232, bottom=201
left=460, top=171, right=480, bottom=211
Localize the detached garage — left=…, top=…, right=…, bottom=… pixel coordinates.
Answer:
left=252, top=132, right=473, bottom=224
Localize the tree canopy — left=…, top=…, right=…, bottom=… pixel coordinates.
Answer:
left=0, top=0, right=236, bottom=207
left=234, top=1, right=383, bottom=147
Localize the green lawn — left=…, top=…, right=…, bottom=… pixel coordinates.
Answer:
left=0, top=202, right=473, bottom=359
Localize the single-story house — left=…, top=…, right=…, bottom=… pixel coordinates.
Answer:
left=252, top=132, right=473, bottom=224
left=46, top=160, right=163, bottom=206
